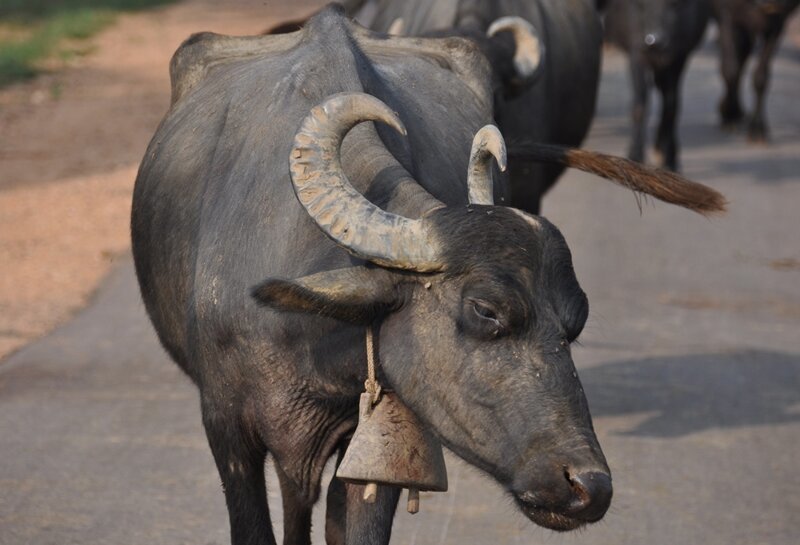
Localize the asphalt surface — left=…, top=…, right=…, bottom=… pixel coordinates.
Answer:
left=2, top=22, right=800, bottom=545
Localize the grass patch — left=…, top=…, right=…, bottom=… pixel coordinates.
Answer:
left=0, top=0, right=176, bottom=87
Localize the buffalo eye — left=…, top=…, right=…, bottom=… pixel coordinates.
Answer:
left=461, top=297, right=508, bottom=340
left=473, top=300, right=498, bottom=321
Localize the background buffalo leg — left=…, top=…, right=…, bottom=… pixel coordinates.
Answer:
left=749, top=23, right=783, bottom=141
left=718, top=16, right=753, bottom=127
left=629, top=53, right=650, bottom=163
left=654, top=61, right=685, bottom=171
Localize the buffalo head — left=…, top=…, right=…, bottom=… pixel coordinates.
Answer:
left=621, top=0, right=710, bottom=66
left=420, top=14, right=545, bottom=95
left=253, top=93, right=607, bottom=530
left=253, top=93, right=724, bottom=530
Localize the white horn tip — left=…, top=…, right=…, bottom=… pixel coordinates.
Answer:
left=487, top=16, right=543, bottom=80
left=487, top=16, right=533, bottom=38
left=383, top=107, right=407, bottom=136
left=381, top=107, right=408, bottom=137
left=475, top=125, right=507, bottom=170
left=388, top=18, right=404, bottom=36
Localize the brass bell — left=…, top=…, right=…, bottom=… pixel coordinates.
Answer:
left=336, top=392, right=448, bottom=513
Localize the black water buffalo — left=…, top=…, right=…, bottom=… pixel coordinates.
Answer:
left=712, top=0, right=800, bottom=141
left=132, top=6, right=724, bottom=545
left=603, top=0, right=711, bottom=170
left=343, top=0, right=603, bottom=215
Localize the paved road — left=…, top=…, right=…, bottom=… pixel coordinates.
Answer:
left=2, top=20, right=800, bottom=545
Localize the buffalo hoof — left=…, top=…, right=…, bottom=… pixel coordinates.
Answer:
left=720, top=118, right=743, bottom=132
left=747, top=119, right=769, bottom=144
left=719, top=99, right=744, bottom=130
left=628, top=147, right=645, bottom=165
left=652, top=147, right=678, bottom=172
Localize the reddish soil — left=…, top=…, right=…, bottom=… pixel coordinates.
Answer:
left=0, top=0, right=325, bottom=360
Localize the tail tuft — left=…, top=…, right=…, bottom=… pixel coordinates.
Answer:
left=507, top=142, right=727, bottom=216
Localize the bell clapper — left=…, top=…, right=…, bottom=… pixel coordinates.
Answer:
left=407, top=487, right=420, bottom=514
left=363, top=482, right=378, bottom=503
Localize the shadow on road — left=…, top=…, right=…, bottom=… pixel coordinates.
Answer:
left=708, top=154, right=800, bottom=184
left=582, top=349, right=800, bottom=438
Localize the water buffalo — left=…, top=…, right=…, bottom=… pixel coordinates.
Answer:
left=602, top=0, right=711, bottom=170
left=712, top=0, right=800, bottom=141
left=132, top=6, right=724, bottom=545
left=342, top=0, right=603, bottom=215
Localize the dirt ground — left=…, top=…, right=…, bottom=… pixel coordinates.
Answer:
left=0, top=0, right=326, bottom=360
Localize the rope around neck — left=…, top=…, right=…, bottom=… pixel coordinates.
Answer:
left=364, top=325, right=381, bottom=405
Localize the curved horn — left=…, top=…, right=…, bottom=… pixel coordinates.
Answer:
left=467, top=125, right=507, bottom=205
left=290, top=92, right=444, bottom=272
left=487, top=16, right=544, bottom=80
left=387, top=18, right=405, bottom=36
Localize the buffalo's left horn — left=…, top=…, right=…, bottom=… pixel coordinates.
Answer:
left=387, top=18, right=404, bottom=36
left=289, top=92, right=444, bottom=272
left=467, top=125, right=507, bottom=205
left=487, top=16, right=544, bottom=80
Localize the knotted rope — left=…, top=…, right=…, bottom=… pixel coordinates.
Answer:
left=364, top=325, right=382, bottom=405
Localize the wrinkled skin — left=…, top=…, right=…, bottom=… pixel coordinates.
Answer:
left=133, top=7, right=610, bottom=545
left=711, top=0, right=800, bottom=141
left=375, top=208, right=610, bottom=530
left=258, top=206, right=613, bottom=534
left=603, top=0, right=711, bottom=170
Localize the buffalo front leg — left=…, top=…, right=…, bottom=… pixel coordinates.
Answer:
left=343, top=483, right=401, bottom=545
left=653, top=62, right=684, bottom=171
left=325, top=447, right=348, bottom=545
left=324, top=444, right=401, bottom=545
left=628, top=54, right=650, bottom=164
left=749, top=25, right=783, bottom=142
left=275, top=462, right=313, bottom=545
left=202, top=399, right=276, bottom=545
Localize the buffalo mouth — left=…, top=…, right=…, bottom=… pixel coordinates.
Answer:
left=513, top=494, right=595, bottom=532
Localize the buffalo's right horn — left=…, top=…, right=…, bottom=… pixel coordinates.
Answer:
left=487, top=16, right=544, bottom=80
left=467, top=125, right=507, bottom=205
left=289, top=93, right=444, bottom=272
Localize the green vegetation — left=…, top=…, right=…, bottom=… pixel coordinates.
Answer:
left=0, top=0, right=175, bottom=87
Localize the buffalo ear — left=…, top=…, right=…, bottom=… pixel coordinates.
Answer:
left=251, top=267, right=402, bottom=324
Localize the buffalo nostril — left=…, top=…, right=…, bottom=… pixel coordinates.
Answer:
left=565, top=471, right=613, bottom=522
left=644, top=33, right=663, bottom=50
